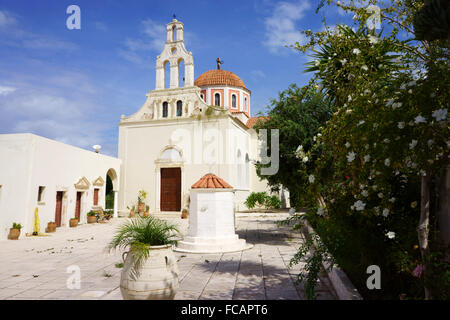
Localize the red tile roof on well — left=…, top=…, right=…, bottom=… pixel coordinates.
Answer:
left=191, top=173, right=233, bottom=189
left=246, top=116, right=269, bottom=129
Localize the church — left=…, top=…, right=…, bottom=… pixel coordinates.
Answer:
left=117, top=18, right=281, bottom=215
left=0, top=18, right=288, bottom=239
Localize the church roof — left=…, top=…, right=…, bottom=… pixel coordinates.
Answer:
left=191, top=173, right=233, bottom=189
left=246, top=116, right=269, bottom=129
left=195, top=69, right=246, bottom=90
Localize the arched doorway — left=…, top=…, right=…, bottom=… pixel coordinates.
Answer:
left=106, top=168, right=119, bottom=217
left=156, top=147, right=183, bottom=212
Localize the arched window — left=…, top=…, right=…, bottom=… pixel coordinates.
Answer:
left=176, top=100, right=182, bottom=117
left=164, top=61, right=170, bottom=89
left=162, top=102, right=168, bottom=118
left=232, top=94, right=237, bottom=108
left=214, top=93, right=220, bottom=106
left=200, top=93, right=204, bottom=101
left=178, top=58, right=184, bottom=88
left=244, top=97, right=248, bottom=111
left=172, top=25, right=176, bottom=41
left=237, top=149, right=243, bottom=187
left=245, top=153, right=250, bottom=188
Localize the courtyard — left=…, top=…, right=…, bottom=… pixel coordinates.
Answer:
left=0, top=213, right=336, bottom=300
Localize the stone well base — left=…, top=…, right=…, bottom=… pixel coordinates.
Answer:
left=175, top=235, right=253, bottom=254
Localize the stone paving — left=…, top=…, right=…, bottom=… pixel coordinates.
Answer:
left=0, top=214, right=337, bottom=300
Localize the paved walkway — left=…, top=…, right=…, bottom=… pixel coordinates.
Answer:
left=0, top=214, right=337, bottom=300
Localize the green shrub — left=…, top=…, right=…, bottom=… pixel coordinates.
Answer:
left=265, top=195, right=282, bottom=209
left=245, top=192, right=281, bottom=210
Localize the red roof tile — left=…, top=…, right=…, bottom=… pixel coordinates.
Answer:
left=191, top=173, right=233, bottom=189
left=195, top=69, right=246, bottom=89
left=246, top=116, right=269, bottom=129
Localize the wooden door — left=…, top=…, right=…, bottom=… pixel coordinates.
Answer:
left=55, top=191, right=63, bottom=227
left=93, top=189, right=99, bottom=206
left=160, top=168, right=181, bottom=211
left=75, top=192, right=82, bottom=220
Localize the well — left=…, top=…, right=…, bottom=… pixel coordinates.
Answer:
left=175, top=173, right=252, bottom=253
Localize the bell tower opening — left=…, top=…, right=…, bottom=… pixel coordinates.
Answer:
left=155, top=18, right=193, bottom=90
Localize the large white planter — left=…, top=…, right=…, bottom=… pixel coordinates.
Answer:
left=120, top=244, right=179, bottom=300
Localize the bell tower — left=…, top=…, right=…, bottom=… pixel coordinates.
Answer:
left=155, top=18, right=194, bottom=90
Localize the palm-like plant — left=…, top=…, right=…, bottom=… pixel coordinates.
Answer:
left=109, top=216, right=180, bottom=271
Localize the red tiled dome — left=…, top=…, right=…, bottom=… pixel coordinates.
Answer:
left=195, top=70, right=246, bottom=89
left=191, top=173, right=233, bottom=189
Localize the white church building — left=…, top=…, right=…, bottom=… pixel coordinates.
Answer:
left=0, top=18, right=287, bottom=239
left=117, top=18, right=279, bottom=215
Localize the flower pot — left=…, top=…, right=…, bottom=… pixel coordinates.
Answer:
left=8, top=228, right=20, bottom=240
left=138, top=202, right=145, bottom=213
left=120, top=244, right=179, bottom=300
left=47, top=222, right=56, bottom=233
left=143, top=211, right=150, bottom=217
left=181, top=209, right=188, bottom=219
left=69, top=219, right=78, bottom=228
left=87, top=216, right=97, bottom=224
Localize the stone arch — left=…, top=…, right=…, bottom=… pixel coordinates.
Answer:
left=172, top=25, right=177, bottom=41
left=214, top=92, right=221, bottom=106
left=237, top=149, right=243, bottom=187
left=163, top=60, right=170, bottom=89
left=106, top=168, right=119, bottom=217
left=159, top=145, right=183, bottom=162
left=176, top=100, right=183, bottom=117
left=178, top=58, right=185, bottom=87
left=106, top=168, right=118, bottom=191
left=245, top=153, right=250, bottom=188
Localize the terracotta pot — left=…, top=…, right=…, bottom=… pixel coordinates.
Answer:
left=120, top=245, right=179, bottom=300
left=69, top=219, right=78, bottom=228
left=143, top=211, right=150, bottom=217
left=181, top=209, right=188, bottom=219
left=138, top=202, right=145, bottom=213
left=8, top=228, right=20, bottom=240
left=87, top=216, right=97, bottom=224
left=47, top=222, right=56, bottom=233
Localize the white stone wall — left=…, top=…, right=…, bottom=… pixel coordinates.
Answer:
left=118, top=100, right=268, bottom=214
left=0, top=134, right=121, bottom=240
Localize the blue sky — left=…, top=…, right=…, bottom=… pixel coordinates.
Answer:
left=0, top=0, right=353, bottom=156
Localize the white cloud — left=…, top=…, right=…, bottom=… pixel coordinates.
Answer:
left=118, top=19, right=166, bottom=65
left=0, top=10, right=16, bottom=27
left=263, top=0, right=311, bottom=54
left=0, top=73, right=115, bottom=156
left=0, top=85, right=16, bottom=96
left=250, top=70, right=266, bottom=80
left=95, top=21, right=108, bottom=32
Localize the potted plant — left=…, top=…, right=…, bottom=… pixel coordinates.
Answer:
left=137, top=190, right=147, bottom=213
left=8, top=223, right=21, bottom=240
left=69, top=217, right=78, bottom=227
left=47, top=221, right=56, bottom=233
left=87, top=211, right=97, bottom=224
left=108, top=215, right=180, bottom=300
left=143, top=205, right=150, bottom=217
left=128, top=205, right=135, bottom=218
left=181, top=208, right=188, bottom=219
